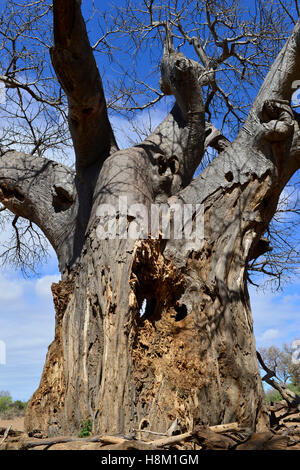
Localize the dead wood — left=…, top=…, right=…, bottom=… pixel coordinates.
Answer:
left=0, top=426, right=12, bottom=448
left=10, top=423, right=241, bottom=450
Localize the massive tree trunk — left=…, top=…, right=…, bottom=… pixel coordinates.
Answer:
left=1, top=1, right=300, bottom=437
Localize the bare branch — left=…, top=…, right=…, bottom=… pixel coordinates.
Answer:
left=0, top=74, right=61, bottom=106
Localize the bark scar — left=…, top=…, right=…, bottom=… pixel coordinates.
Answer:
left=0, top=183, right=25, bottom=203
left=260, top=99, right=294, bottom=142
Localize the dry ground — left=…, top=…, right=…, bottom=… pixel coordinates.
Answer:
left=0, top=416, right=24, bottom=432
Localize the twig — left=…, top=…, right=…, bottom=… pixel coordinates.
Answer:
left=0, top=425, right=12, bottom=448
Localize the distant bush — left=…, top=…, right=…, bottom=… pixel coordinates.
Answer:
left=288, top=384, right=300, bottom=395
left=265, top=383, right=300, bottom=403
left=0, top=394, right=12, bottom=412
left=0, top=391, right=28, bottom=418
left=265, top=389, right=282, bottom=403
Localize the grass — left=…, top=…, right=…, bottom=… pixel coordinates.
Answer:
left=265, top=383, right=300, bottom=403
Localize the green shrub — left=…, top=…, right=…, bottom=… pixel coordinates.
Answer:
left=288, top=384, right=300, bottom=395
left=265, top=383, right=300, bottom=403
left=265, top=389, right=282, bottom=403
left=0, top=395, right=12, bottom=412
left=0, top=392, right=28, bottom=417
left=12, top=400, right=28, bottom=411
left=78, top=419, right=92, bottom=438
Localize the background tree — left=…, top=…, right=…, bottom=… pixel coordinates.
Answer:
left=0, top=0, right=300, bottom=437
left=259, top=343, right=300, bottom=386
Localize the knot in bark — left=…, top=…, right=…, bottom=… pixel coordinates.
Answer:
left=260, top=99, right=294, bottom=142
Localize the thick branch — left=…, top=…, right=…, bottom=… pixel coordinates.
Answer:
left=290, top=113, right=300, bottom=170
left=0, top=151, right=79, bottom=271
left=160, top=51, right=205, bottom=176
left=139, top=104, right=230, bottom=201
left=138, top=41, right=213, bottom=201
left=173, top=19, right=300, bottom=214
left=238, top=18, right=300, bottom=174
left=50, top=0, right=118, bottom=171
left=248, top=19, right=300, bottom=116
left=204, top=122, right=231, bottom=152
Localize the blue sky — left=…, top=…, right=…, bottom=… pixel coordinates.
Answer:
left=0, top=251, right=59, bottom=400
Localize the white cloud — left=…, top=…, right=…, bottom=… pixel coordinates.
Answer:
left=0, top=276, right=23, bottom=302
left=0, top=266, right=58, bottom=400
left=258, top=329, right=280, bottom=344
left=0, top=81, right=6, bottom=105
left=250, top=283, right=300, bottom=348
left=35, top=274, right=60, bottom=298
left=110, top=104, right=170, bottom=149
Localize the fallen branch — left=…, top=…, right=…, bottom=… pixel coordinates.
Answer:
left=283, top=416, right=300, bottom=423
left=209, top=423, right=239, bottom=433
left=18, top=422, right=241, bottom=450
left=147, top=423, right=240, bottom=448
left=269, top=402, right=290, bottom=412
left=24, top=433, right=191, bottom=450
left=136, top=422, right=238, bottom=438
left=0, top=425, right=12, bottom=448
left=134, top=429, right=167, bottom=436
left=148, top=432, right=192, bottom=447
left=95, top=435, right=131, bottom=445
left=24, top=434, right=136, bottom=449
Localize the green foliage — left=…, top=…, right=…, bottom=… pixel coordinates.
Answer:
left=265, top=383, right=300, bottom=403
left=288, top=384, right=300, bottom=395
left=265, top=389, right=282, bottom=403
left=78, top=419, right=92, bottom=438
left=0, top=394, right=12, bottom=412
left=0, top=391, right=28, bottom=417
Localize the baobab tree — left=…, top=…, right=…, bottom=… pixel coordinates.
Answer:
left=1, top=0, right=300, bottom=437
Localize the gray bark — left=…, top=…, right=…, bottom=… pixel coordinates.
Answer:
left=0, top=151, right=78, bottom=270
left=50, top=0, right=118, bottom=174
left=1, top=1, right=300, bottom=438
